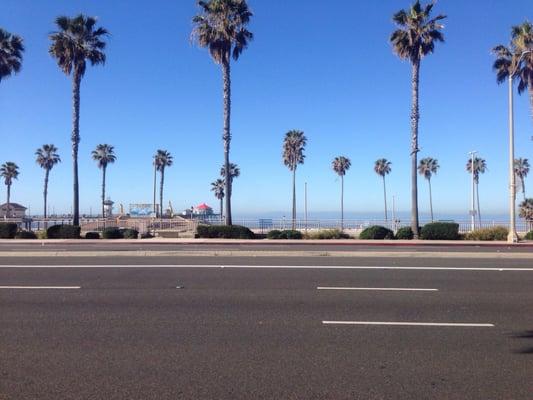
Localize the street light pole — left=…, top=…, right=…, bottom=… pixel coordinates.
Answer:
left=507, top=50, right=530, bottom=243
left=468, top=151, right=477, bottom=232
left=508, top=72, right=519, bottom=243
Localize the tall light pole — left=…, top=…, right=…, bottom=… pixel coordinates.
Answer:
left=304, top=182, right=308, bottom=234
left=507, top=50, right=531, bottom=243
left=468, top=151, right=477, bottom=232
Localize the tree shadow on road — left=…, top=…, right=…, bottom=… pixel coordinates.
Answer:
left=510, top=330, right=533, bottom=354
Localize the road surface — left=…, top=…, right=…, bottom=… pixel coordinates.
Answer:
left=1, top=256, right=532, bottom=399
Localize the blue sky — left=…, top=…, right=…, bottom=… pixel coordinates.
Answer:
left=0, top=0, right=532, bottom=219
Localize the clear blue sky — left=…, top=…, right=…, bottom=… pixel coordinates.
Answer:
left=1, top=0, right=532, bottom=218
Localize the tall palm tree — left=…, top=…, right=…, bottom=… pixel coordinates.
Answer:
left=211, top=178, right=225, bottom=222
left=332, top=156, right=351, bottom=231
left=0, top=28, right=24, bottom=83
left=493, top=22, right=533, bottom=121
left=418, top=157, right=439, bottom=222
left=49, top=15, right=108, bottom=226
left=466, top=157, right=487, bottom=225
left=0, top=162, right=19, bottom=218
left=390, top=1, right=446, bottom=238
left=35, top=144, right=61, bottom=219
left=374, top=159, right=392, bottom=222
left=514, top=158, right=530, bottom=200
left=91, top=144, right=116, bottom=218
left=283, top=130, right=307, bottom=230
left=192, top=0, right=253, bottom=226
left=154, top=150, right=173, bottom=218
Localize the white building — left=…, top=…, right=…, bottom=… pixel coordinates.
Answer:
left=0, top=203, right=27, bottom=219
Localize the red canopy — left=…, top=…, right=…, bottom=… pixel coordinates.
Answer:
left=196, top=203, right=211, bottom=210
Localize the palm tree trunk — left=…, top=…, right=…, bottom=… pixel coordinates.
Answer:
left=153, top=162, right=157, bottom=217
left=529, top=85, right=533, bottom=126
left=222, top=59, right=232, bottom=226
left=220, top=197, right=223, bottom=224
left=292, top=168, right=296, bottom=230
left=341, top=175, right=344, bottom=231
left=6, top=184, right=11, bottom=219
left=72, top=71, right=81, bottom=226
left=101, top=166, right=106, bottom=219
left=521, top=176, right=526, bottom=200
left=160, top=168, right=165, bottom=219
left=410, top=60, right=421, bottom=238
left=43, top=169, right=49, bottom=220
left=428, top=178, right=434, bottom=222
left=476, top=182, right=481, bottom=227
left=382, top=175, right=388, bottom=222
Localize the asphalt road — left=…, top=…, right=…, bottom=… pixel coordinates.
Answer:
left=0, top=241, right=531, bottom=253
left=1, top=258, right=532, bottom=400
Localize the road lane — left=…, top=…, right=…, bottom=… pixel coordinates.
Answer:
left=1, top=264, right=532, bottom=399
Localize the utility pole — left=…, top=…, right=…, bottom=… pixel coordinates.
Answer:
left=468, top=151, right=477, bottom=232
left=304, top=182, right=308, bottom=234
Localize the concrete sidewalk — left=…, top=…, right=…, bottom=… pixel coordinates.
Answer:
left=0, top=238, right=532, bottom=246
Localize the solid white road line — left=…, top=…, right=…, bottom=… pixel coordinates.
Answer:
left=317, top=287, right=438, bottom=291
left=0, top=286, right=80, bottom=289
left=0, top=265, right=532, bottom=271
left=322, top=321, right=495, bottom=327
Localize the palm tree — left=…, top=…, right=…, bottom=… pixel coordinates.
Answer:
left=0, top=28, right=24, bottom=83
left=514, top=158, right=530, bottom=200
left=0, top=162, right=19, bottom=218
left=91, top=144, right=116, bottom=218
left=418, top=157, right=439, bottom=222
left=390, top=1, right=446, bottom=238
left=493, top=22, right=533, bottom=121
left=211, top=178, right=225, bottom=222
left=466, top=157, right=487, bottom=225
left=220, top=163, right=240, bottom=214
left=519, top=198, right=533, bottom=231
left=374, top=159, right=392, bottom=222
left=332, top=156, right=351, bottom=231
left=283, top=130, right=307, bottom=230
left=192, top=0, right=253, bottom=226
left=35, top=144, right=61, bottom=219
left=49, top=15, right=108, bottom=226
left=154, top=150, right=173, bottom=218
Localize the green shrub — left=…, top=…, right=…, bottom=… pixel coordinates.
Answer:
left=420, top=222, right=459, bottom=240
left=15, top=230, right=37, bottom=239
left=524, top=231, right=533, bottom=240
left=121, top=229, right=139, bottom=239
left=140, top=232, right=154, bottom=239
left=279, top=230, right=303, bottom=239
left=196, top=225, right=255, bottom=239
left=85, top=232, right=100, bottom=240
left=0, top=223, right=18, bottom=239
left=465, top=226, right=508, bottom=241
left=267, top=230, right=282, bottom=239
left=46, top=225, right=81, bottom=239
left=102, top=227, right=123, bottom=239
left=306, top=229, right=350, bottom=239
left=359, top=225, right=394, bottom=240
left=395, top=226, right=414, bottom=240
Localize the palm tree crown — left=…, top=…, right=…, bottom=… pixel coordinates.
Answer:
left=390, top=1, right=446, bottom=64
left=0, top=162, right=19, bottom=185
left=49, top=15, right=108, bottom=78
left=220, top=163, right=240, bottom=182
left=418, top=157, right=439, bottom=180
left=155, top=150, right=173, bottom=171
left=374, top=159, right=392, bottom=177
left=192, top=0, right=253, bottom=65
left=332, top=156, right=351, bottom=176
left=466, top=157, right=487, bottom=184
left=283, top=130, right=307, bottom=171
left=0, top=28, right=24, bottom=82
left=91, top=144, right=116, bottom=169
left=211, top=179, right=225, bottom=200
left=36, top=144, right=61, bottom=171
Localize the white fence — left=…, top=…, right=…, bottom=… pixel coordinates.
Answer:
left=225, top=219, right=532, bottom=234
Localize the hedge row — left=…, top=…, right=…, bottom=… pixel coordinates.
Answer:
left=196, top=225, right=255, bottom=239
left=267, top=230, right=303, bottom=239
left=464, top=226, right=508, bottom=241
